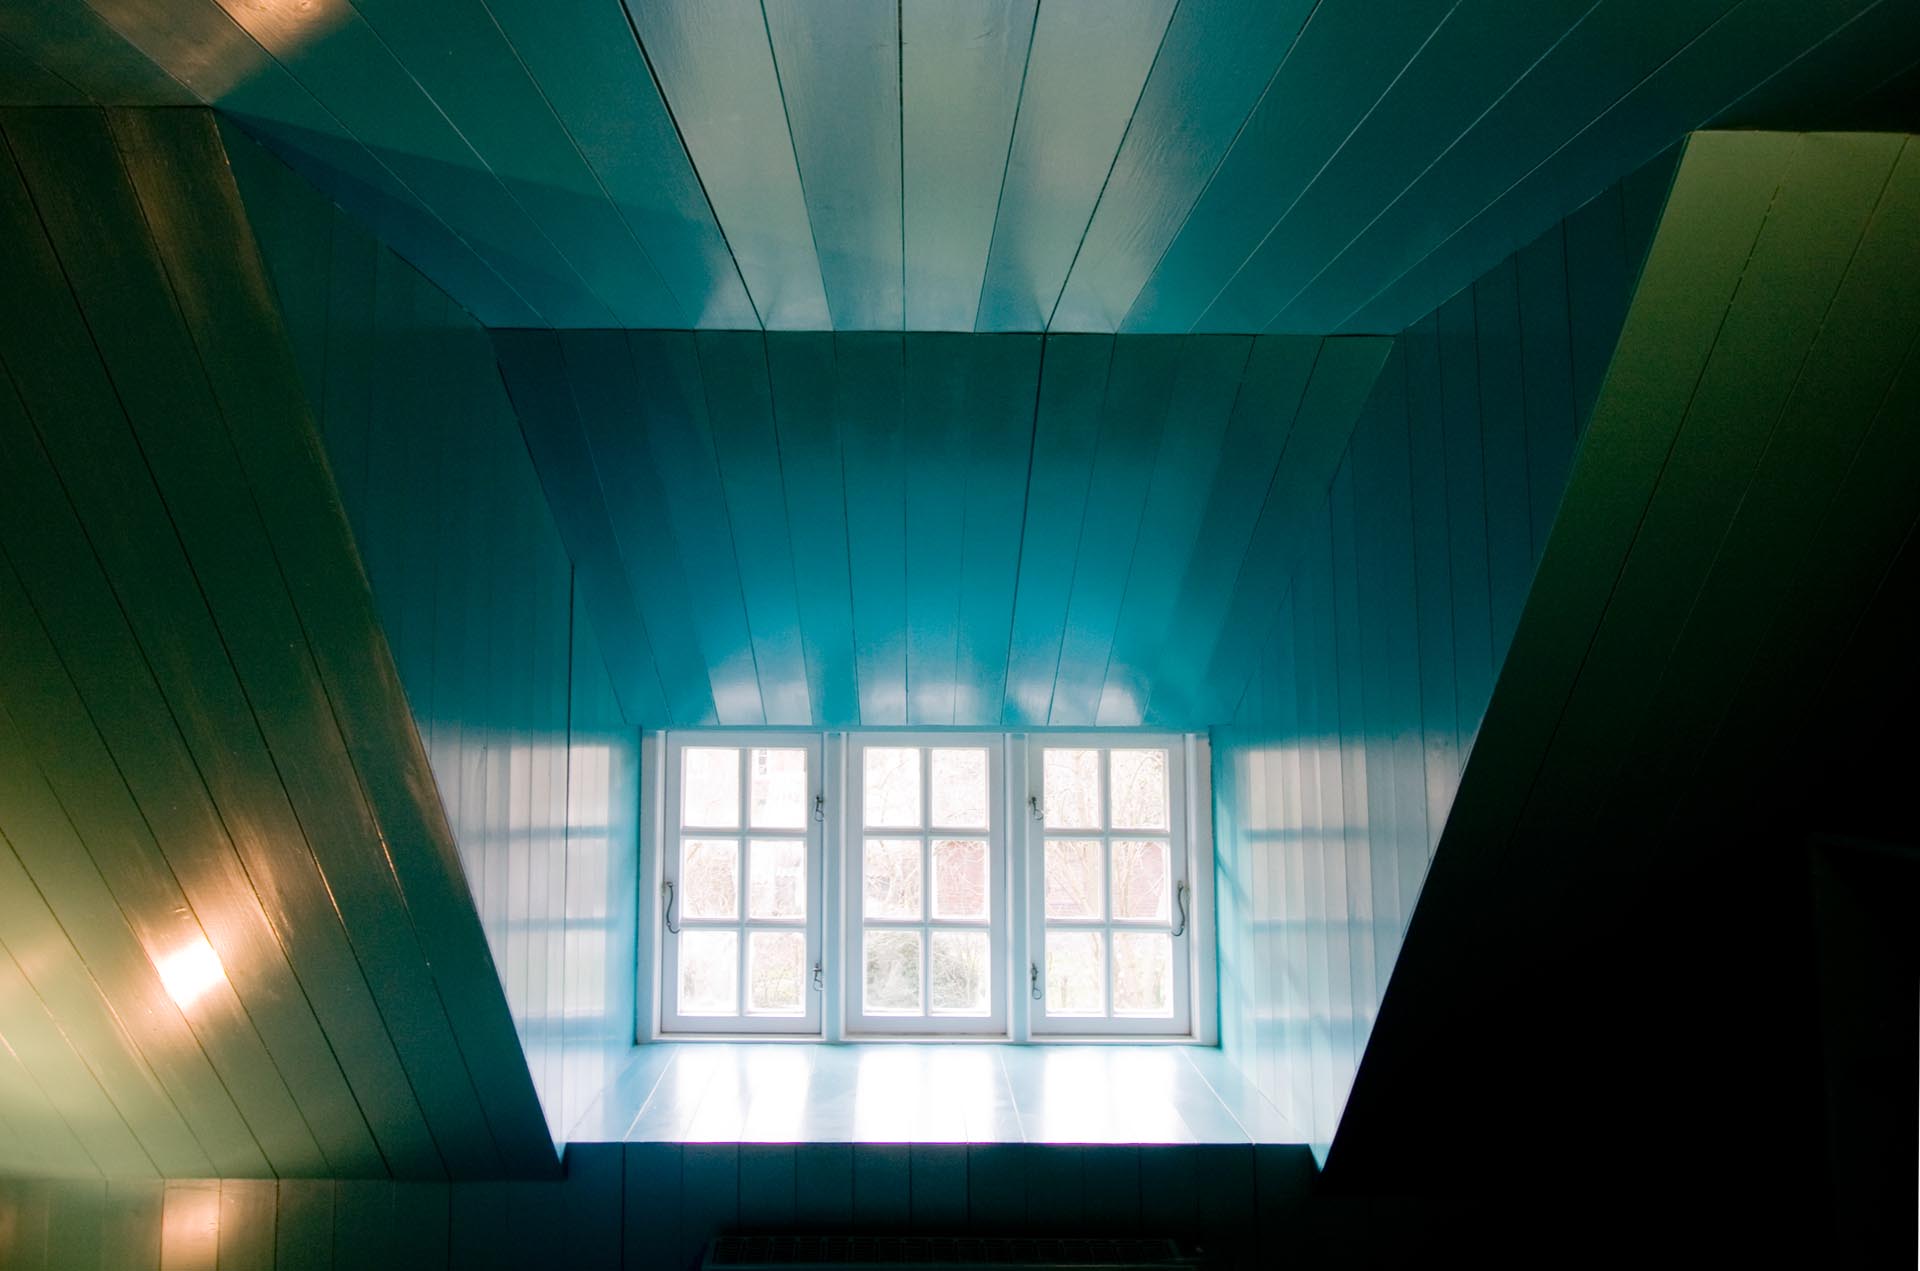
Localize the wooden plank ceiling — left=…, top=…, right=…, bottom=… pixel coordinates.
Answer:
left=1, top=1, right=1912, bottom=333
left=0, top=106, right=553, bottom=1181
left=493, top=329, right=1390, bottom=729
left=1325, top=130, right=1920, bottom=1195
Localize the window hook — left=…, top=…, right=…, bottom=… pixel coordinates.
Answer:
left=1027, top=794, right=1044, bottom=822
left=812, top=960, right=824, bottom=992
left=1030, top=962, right=1042, bottom=1001
left=1171, top=880, right=1190, bottom=938
left=661, top=879, right=680, bottom=935
left=813, top=793, right=826, bottom=824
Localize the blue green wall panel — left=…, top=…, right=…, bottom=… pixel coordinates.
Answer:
left=0, top=1142, right=1330, bottom=1269
left=1319, top=135, right=1920, bottom=1256
left=498, top=329, right=1390, bottom=730
left=1209, top=160, right=1671, bottom=1156
left=226, top=125, right=643, bottom=1154
left=0, top=106, right=568, bottom=1178
left=1, top=1, right=1901, bottom=333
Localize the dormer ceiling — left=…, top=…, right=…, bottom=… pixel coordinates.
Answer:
left=2, top=0, right=1914, bottom=333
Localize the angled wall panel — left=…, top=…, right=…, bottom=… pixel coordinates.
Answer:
left=0, top=105, right=562, bottom=1177
left=1209, top=153, right=1674, bottom=1155
left=225, top=122, right=642, bottom=1154
left=1321, top=131, right=1920, bottom=1260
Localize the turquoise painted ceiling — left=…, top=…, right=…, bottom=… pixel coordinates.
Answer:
left=3, top=0, right=1915, bottom=332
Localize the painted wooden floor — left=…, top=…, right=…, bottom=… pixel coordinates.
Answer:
left=570, top=1044, right=1298, bottom=1145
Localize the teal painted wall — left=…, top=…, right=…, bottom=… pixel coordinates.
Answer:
left=0, top=106, right=552, bottom=1180
left=0, top=1142, right=1334, bottom=1269
left=1208, top=163, right=1672, bottom=1156
left=224, top=126, right=642, bottom=1149
left=495, top=330, right=1390, bottom=729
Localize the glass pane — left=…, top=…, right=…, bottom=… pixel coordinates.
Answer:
left=1045, top=931, right=1104, bottom=1016
left=863, top=747, right=921, bottom=827
left=1111, top=932, right=1173, bottom=1017
left=862, top=838, right=922, bottom=920
left=682, top=747, right=740, bottom=828
left=747, top=931, right=806, bottom=1016
left=929, top=748, right=988, bottom=828
left=1109, top=749, right=1169, bottom=830
left=931, top=838, right=989, bottom=921
left=863, top=930, right=922, bottom=1015
left=1043, top=748, right=1101, bottom=829
left=678, top=930, right=737, bottom=1015
left=930, top=931, right=990, bottom=1016
left=1043, top=839, right=1103, bottom=920
left=1110, top=839, right=1170, bottom=922
left=748, top=839, right=806, bottom=920
left=680, top=838, right=738, bottom=919
left=749, top=748, right=809, bottom=829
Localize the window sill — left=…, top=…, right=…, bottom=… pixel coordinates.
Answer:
left=568, top=1042, right=1298, bottom=1145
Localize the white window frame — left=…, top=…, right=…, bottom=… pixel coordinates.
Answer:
left=657, top=732, right=824, bottom=1036
left=841, top=733, right=1008, bottom=1037
left=1024, top=734, right=1194, bottom=1038
left=642, top=730, right=1214, bottom=1043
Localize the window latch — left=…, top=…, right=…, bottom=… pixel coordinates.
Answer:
left=812, top=960, right=824, bottom=992
left=1027, top=794, right=1044, bottom=822
left=1172, top=880, right=1190, bottom=938
left=813, top=793, right=825, bottom=824
left=661, top=879, right=680, bottom=935
left=1030, top=962, right=1042, bottom=1000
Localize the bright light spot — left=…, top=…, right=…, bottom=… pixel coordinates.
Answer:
left=161, top=1183, right=220, bottom=1267
left=154, top=937, right=227, bottom=1010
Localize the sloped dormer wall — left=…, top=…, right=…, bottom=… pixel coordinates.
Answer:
left=221, top=124, right=641, bottom=1150
left=1208, top=154, right=1677, bottom=1156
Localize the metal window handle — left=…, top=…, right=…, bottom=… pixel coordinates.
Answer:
left=813, top=794, right=825, bottom=824
left=1028, top=794, right=1044, bottom=822
left=1030, top=962, right=1042, bottom=1000
left=812, top=960, right=824, bottom=992
left=662, top=879, right=680, bottom=935
left=1172, top=880, right=1190, bottom=938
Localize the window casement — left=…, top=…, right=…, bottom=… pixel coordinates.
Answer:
left=1026, top=736, right=1192, bottom=1037
left=658, top=734, right=824, bottom=1035
left=646, top=730, right=1205, bottom=1042
left=843, top=734, right=1007, bottom=1036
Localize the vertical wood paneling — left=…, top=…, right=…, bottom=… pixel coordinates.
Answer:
left=1206, top=0, right=1599, bottom=334
left=902, top=334, right=974, bottom=723
left=764, top=0, right=901, bottom=332
left=1209, top=167, right=1662, bottom=1155
left=764, top=334, right=861, bottom=728
left=620, top=0, right=829, bottom=328
left=629, top=331, right=764, bottom=725
left=1121, top=0, right=1454, bottom=333
left=512, top=330, right=1381, bottom=731
left=697, top=332, right=812, bottom=725
left=1320, top=136, right=1920, bottom=1237
left=1096, top=337, right=1251, bottom=725
left=951, top=337, right=1042, bottom=723
left=975, top=0, right=1173, bottom=331
left=0, top=107, right=638, bottom=1179
left=837, top=332, right=911, bottom=723
left=231, top=130, right=644, bottom=1157
left=0, top=0, right=1893, bottom=337
left=1046, top=338, right=1177, bottom=724
left=900, top=0, right=1034, bottom=331
left=0, top=1143, right=1302, bottom=1268
left=1049, top=2, right=1317, bottom=330
left=1000, top=335, right=1111, bottom=724
left=1144, top=337, right=1319, bottom=725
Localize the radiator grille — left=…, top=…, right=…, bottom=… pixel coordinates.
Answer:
left=705, top=1234, right=1206, bottom=1269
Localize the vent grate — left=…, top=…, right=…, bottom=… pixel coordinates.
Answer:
left=705, top=1234, right=1205, bottom=1269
